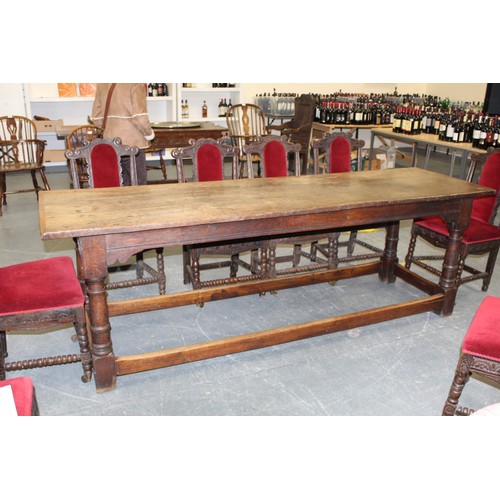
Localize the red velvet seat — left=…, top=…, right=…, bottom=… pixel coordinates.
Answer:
left=0, top=256, right=92, bottom=383
left=66, top=137, right=166, bottom=295
left=405, top=147, right=500, bottom=292
left=442, top=295, right=500, bottom=416
left=172, top=138, right=266, bottom=291
left=0, top=377, right=39, bottom=416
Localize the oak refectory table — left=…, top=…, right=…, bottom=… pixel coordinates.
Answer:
left=38, top=169, right=494, bottom=392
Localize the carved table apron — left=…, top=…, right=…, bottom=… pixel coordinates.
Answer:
left=38, top=169, right=494, bottom=392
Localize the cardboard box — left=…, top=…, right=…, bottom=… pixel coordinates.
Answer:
left=34, top=119, right=64, bottom=133
left=44, top=149, right=67, bottom=163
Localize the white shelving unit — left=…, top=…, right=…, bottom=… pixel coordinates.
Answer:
left=17, top=83, right=242, bottom=168
left=24, top=83, right=178, bottom=167
left=176, top=84, right=241, bottom=124
left=26, top=83, right=177, bottom=125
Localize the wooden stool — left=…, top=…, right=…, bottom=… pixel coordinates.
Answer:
left=442, top=296, right=500, bottom=415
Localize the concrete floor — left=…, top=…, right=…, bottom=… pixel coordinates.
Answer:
left=2, top=147, right=500, bottom=416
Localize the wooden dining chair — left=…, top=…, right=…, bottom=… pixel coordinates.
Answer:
left=66, top=125, right=103, bottom=188
left=0, top=256, right=92, bottom=384
left=244, top=135, right=341, bottom=278
left=66, top=136, right=166, bottom=294
left=172, top=137, right=267, bottom=291
left=243, top=135, right=317, bottom=278
left=267, top=94, right=316, bottom=174
left=405, top=147, right=500, bottom=292
left=0, top=116, right=50, bottom=216
left=308, top=132, right=384, bottom=267
left=226, top=103, right=269, bottom=178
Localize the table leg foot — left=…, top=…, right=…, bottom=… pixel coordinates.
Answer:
left=93, top=355, right=117, bottom=392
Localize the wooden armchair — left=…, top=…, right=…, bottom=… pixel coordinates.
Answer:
left=268, top=94, right=316, bottom=174
left=405, top=147, right=500, bottom=292
left=66, top=137, right=166, bottom=295
left=226, top=103, right=269, bottom=177
left=0, top=116, right=50, bottom=216
left=172, top=138, right=266, bottom=291
left=66, top=125, right=103, bottom=188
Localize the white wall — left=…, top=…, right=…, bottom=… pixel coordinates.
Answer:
left=241, top=83, right=487, bottom=105
left=0, top=83, right=27, bottom=116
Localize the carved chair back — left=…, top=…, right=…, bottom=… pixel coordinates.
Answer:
left=171, top=137, right=240, bottom=182
left=66, top=136, right=139, bottom=188
left=243, top=135, right=301, bottom=178
left=311, top=132, right=365, bottom=174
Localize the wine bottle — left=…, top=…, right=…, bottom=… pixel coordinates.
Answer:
left=484, top=118, right=494, bottom=149
left=202, top=100, right=208, bottom=118
left=472, top=116, right=483, bottom=148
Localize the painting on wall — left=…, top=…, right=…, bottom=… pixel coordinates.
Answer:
left=57, top=83, right=96, bottom=97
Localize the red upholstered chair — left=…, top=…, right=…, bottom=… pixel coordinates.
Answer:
left=0, top=256, right=92, bottom=384
left=66, top=137, right=166, bottom=295
left=243, top=135, right=343, bottom=278
left=442, top=295, right=500, bottom=416
left=308, top=132, right=383, bottom=267
left=172, top=138, right=266, bottom=290
left=405, top=147, right=500, bottom=292
left=0, top=377, right=39, bottom=416
left=267, top=94, right=316, bottom=174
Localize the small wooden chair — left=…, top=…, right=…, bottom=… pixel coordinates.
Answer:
left=66, top=137, right=166, bottom=294
left=0, top=256, right=92, bottom=384
left=442, top=296, right=500, bottom=416
left=172, top=137, right=266, bottom=290
left=405, top=147, right=500, bottom=292
left=0, top=116, right=50, bottom=216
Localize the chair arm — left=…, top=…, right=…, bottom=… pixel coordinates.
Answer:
left=267, top=120, right=294, bottom=132
left=0, top=139, right=46, bottom=166
left=281, top=123, right=311, bottom=136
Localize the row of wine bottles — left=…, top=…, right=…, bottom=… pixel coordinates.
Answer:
left=392, top=108, right=500, bottom=149
left=180, top=98, right=234, bottom=119
left=147, top=83, right=169, bottom=97
left=315, top=100, right=396, bottom=126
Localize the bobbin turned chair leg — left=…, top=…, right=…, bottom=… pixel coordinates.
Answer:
left=442, top=354, right=472, bottom=416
